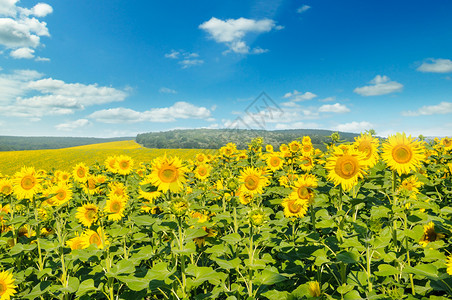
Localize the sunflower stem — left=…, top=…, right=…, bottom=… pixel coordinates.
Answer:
left=32, top=196, right=44, bottom=272
left=177, top=216, right=187, bottom=298
left=392, top=171, right=398, bottom=250
left=404, top=212, right=415, bottom=295
left=310, top=205, right=316, bottom=232
left=248, top=223, right=254, bottom=298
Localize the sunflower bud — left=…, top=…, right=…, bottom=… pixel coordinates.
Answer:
left=170, top=197, right=189, bottom=216
left=249, top=209, right=265, bottom=227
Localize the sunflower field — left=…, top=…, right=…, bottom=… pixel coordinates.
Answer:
left=0, top=133, right=452, bottom=299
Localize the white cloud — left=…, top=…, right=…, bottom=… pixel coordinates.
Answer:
left=88, top=101, right=213, bottom=124
left=0, top=1, right=52, bottom=58
left=283, top=90, right=317, bottom=101
left=297, top=5, right=311, bottom=14
left=402, top=101, right=452, bottom=116
left=199, top=17, right=277, bottom=54
left=335, top=121, right=373, bottom=133
left=275, top=122, right=319, bottom=130
left=35, top=56, right=50, bottom=62
left=417, top=58, right=452, bottom=73
left=159, top=87, right=177, bottom=94
left=319, top=96, right=335, bottom=102
left=165, top=50, right=180, bottom=59
left=0, top=69, right=127, bottom=118
left=55, top=119, right=91, bottom=131
left=10, top=47, right=34, bottom=59
left=318, top=103, right=350, bottom=113
left=179, top=59, right=204, bottom=69
left=165, top=50, right=204, bottom=68
left=354, top=75, right=403, bottom=96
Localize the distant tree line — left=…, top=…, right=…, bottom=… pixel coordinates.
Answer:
left=0, top=136, right=132, bottom=151
left=136, top=129, right=361, bottom=150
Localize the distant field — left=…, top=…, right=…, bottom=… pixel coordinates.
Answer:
left=0, top=140, right=216, bottom=175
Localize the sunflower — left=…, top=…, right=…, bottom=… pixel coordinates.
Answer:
left=289, top=141, right=302, bottom=153
left=266, top=153, right=284, bottom=171
left=237, top=190, right=254, bottom=205
left=191, top=211, right=210, bottom=223
left=238, top=167, right=269, bottom=195
left=195, top=153, right=207, bottom=164
left=398, top=176, right=423, bottom=199
left=13, top=166, right=42, bottom=200
left=105, top=156, right=119, bottom=173
left=82, top=175, right=99, bottom=195
left=381, top=133, right=425, bottom=175
left=193, top=226, right=217, bottom=247
left=194, top=164, right=211, bottom=180
left=419, top=221, right=445, bottom=247
left=104, top=194, right=127, bottom=221
left=354, top=133, right=380, bottom=168
left=115, top=155, right=134, bottom=175
left=81, top=227, right=108, bottom=249
left=48, top=183, right=73, bottom=206
left=289, top=174, right=318, bottom=204
left=446, top=255, right=452, bottom=275
left=138, top=188, right=162, bottom=203
left=220, top=143, right=237, bottom=157
left=0, top=270, right=17, bottom=300
left=298, top=155, right=314, bottom=172
left=108, top=182, right=129, bottom=201
left=265, top=144, right=274, bottom=152
left=57, top=171, right=71, bottom=183
left=73, top=163, right=89, bottom=183
left=308, top=281, right=321, bottom=297
left=325, top=146, right=366, bottom=191
left=282, top=197, right=308, bottom=218
left=0, top=179, right=13, bottom=196
left=148, top=155, right=188, bottom=193
left=441, top=137, right=452, bottom=150
left=75, top=203, right=99, bottom=227
left=66, top=234, right=85, bottom=250
left=279, top=144, right=289, bottom=153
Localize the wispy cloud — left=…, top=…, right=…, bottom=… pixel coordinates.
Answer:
left=402, top=101, right=452, bottom=116
left=159, top=87, right=177, bottom=94
left=164, top=50, right=204, bottom=68
left=55, top=119, right=91, bottom=131
left=199, top=17, right=279, bottom=54
left=318, top=103, right=350, bottom=113
left=354, top=75, right=403, bottom=96
left=417, top=58, right=452, bottom=73
left=283, top=90, right=317, bottom=101
left=88, top=101, right=213, bottom=124
left=297, top=5, right=311, bottom=14
left=335, top=121, right=373, bottom=133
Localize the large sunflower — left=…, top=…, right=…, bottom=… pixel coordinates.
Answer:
left=239, top=167, right=269, bottom=195
left=73, top=163, right=89, bottom=183
left=354, top=133, right=380, bottom=168
left=47, top=183, right=73, bottom=206
left=194, top=164, right=211, bottom=180
left=115, top=155, right=134, bottom=175
left=105, top=156, right=119, bottom=173
left=81, top=227, right=108, bottom=249
left=0, top=270, right=17, bottom=300
left=266, top=153, right=284, bottom=171
left=419, top=221, right=445, bottom=247
left=108, top=182, right=129, bottom=201
left=289, top=174, right=318, bottom=204
left=447, top=255, right=452, bottom=276
left=0, top=179, right=13, bottom=196
left=66, top=234, right=85, bottom=250
left=289, top=141, right=302, bottom=153
left=325, top=146, right=366, bottom=191
left=104, top=194, right=127, bottom=221
left=148, top=155, right=188, bottom=193
left=282, top=197, right=308, bottom=218
left=75, top=203, right=99, bottom=227
left=13, top=167, right=42, bottom=200
left=381, top=133, right=425, bottom=175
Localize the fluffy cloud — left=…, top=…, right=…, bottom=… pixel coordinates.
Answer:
left=88, top=101, right=212, bottom=124
left=417, top=58, right=452, bottom=73
left=402, top=101, right=452, bottom=116
left=55, top=119, right=91, bottom=131
left=10, top=47, right=34, bottom=59
left=0, top=69, right=127, bottom=118
left=159, top=87, right=177, bottom=94
left=0, top=1, right=52, bottom=58
left=199, top=17, right=277, bottom=54
left=283, top=90, right=317, bottom=101
left=354, top=75, right=403, bottom=96
left=335, top=121, right=373, bottom=133
left=318, top=103, right=350, bottom=113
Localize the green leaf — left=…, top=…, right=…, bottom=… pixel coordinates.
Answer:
left=185, top=227, right=209, bottom=241
left=254, top=269, right=286, bottom=286
left=404, top=264, right=438, bottom=279
left=172, top=241, right=196, bottom=256
left=374, top=264, right=399, bottom=276
left=60, top=277, right=80, bottom=294
left=133, top=215, right=156, bottom=226
left=9, top=243, right=37, bottom=255
left=186, top=265, right=227, bottom=288
left=337, top=284, right=354, bottom=295
left=370, top=206, right=391, bottom=219
left=221, top=233, right=242, bottom=244
left=213, top=257, right=241, bottom=270
left=23, top=281, right=52, bottom=299
left=108, top=260, right=136, bottom=277
left=336, top=251, right=359, bottom=264
left=261, top=290, right=290, bottom=300
left=344, top=290, right=362, bottom=300
left=76, top=279, right=97, bottom=297
left=115, top=274, right=150, bottom=291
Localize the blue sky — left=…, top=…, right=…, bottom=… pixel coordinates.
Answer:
left=0, top=0, right=451, bottom=137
